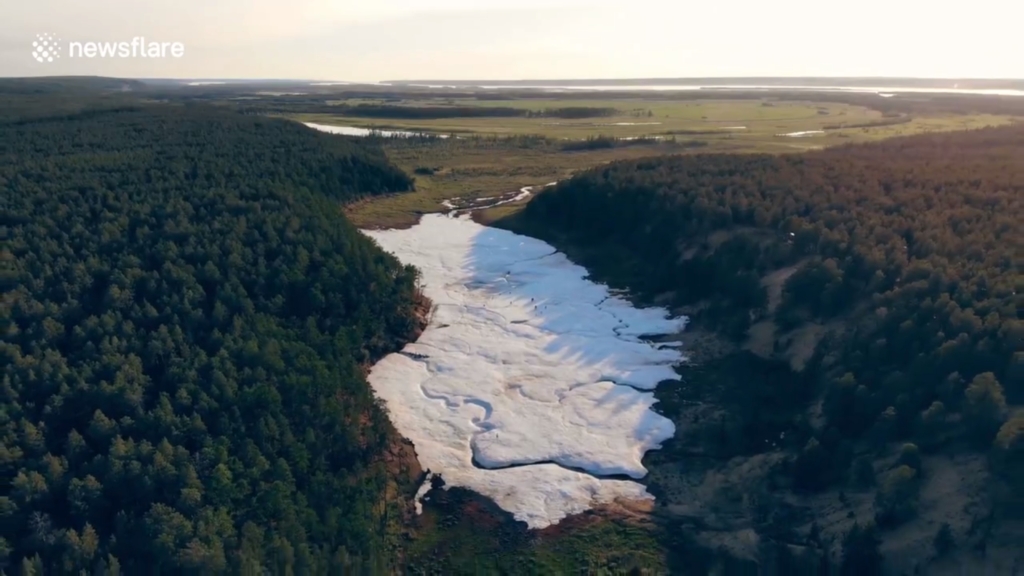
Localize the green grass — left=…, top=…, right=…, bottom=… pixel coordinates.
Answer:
left=343, top=137, right=693, bottom=229
left=293, top=99, right=850, bottom=138
left=530, top=521, right=668, bottom=573
left=404, top=485, right=670, bottom=574
left=293, top=97, right=1013, bottom=142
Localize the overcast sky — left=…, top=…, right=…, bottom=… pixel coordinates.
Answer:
left=2, top=0, right=1021, bottom=80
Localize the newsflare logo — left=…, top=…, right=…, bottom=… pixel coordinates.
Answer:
left=32, top=33, right=61, bottom=63
left=31, top=33, right=185, bottom=63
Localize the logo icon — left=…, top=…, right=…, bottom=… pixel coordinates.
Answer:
left=32, top=33, right=61, bottom=63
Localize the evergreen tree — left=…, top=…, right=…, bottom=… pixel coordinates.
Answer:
left=840, top=523, right=882, bottom=576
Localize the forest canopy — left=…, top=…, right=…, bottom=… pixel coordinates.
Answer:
left=2, top=103, right=422, bottom=573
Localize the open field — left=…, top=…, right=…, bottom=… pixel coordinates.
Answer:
left=292, top=97, right=1012, bottom=141
left=343, top=137, right=694, bottom=228
left=300, top=97, right=1015, bottom=228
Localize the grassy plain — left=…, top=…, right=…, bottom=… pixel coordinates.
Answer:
left=294, top=97, right=1010, bottom=140
left=343, top=137, right=692, bottom=228
left=294, top=97, right=1012, bottom=228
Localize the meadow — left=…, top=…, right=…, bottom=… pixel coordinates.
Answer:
left=293, top=96, right=1010, bottom=140
left=338, top=136, right=689, bottom=228
left=292, top=95, right=1013, bottom=228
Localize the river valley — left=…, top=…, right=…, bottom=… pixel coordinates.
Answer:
left=362, top=212, right=688, bottom=528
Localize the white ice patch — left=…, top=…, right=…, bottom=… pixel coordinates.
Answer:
left=304, top=121, right=449, bottom=139
left=778, top=130, right=825, bottom=137
left=413, top=473, right=435, bottom=515
left=619, top=136, right=668, bottom=141
left=486, top=185, right=535, bottom=208
left=364, top=215, right=688, bottom=528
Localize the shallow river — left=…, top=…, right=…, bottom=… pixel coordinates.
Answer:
left=363, top=214, right=688, bottom=528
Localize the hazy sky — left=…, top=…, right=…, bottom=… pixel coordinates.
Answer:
left=2, top=0, right=1021, bottom=80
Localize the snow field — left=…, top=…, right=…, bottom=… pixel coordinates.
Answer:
left=364, top=214, right=688, bottom=528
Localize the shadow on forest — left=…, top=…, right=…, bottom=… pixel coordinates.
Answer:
left=456, top=216, right=686, bottom=424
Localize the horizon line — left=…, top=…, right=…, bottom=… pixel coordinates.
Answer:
left=3, top=74, right=1024, bottom=83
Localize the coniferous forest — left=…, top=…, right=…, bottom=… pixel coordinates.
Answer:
left=506, top=125, right=1023, bottom=527
left=2, top=103, right=423, bottom=573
